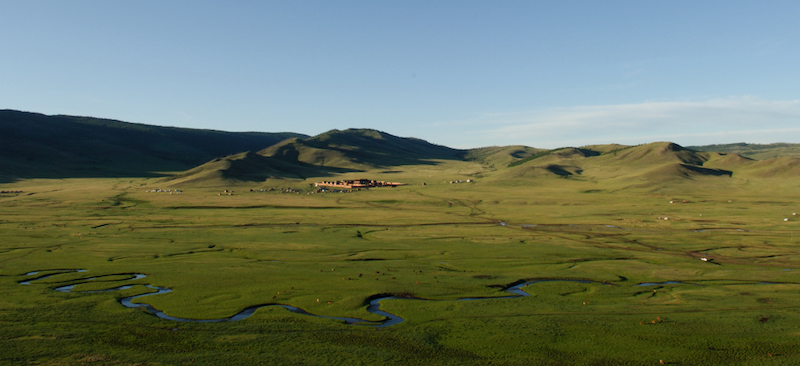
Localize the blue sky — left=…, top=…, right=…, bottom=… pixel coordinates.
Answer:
left=2, top=1, right=799, bottom=149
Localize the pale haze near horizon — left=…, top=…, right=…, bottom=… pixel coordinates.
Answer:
left=1, top=1, right=798, bottom=149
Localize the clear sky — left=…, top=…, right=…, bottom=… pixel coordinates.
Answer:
left=2, top=1, right=799, bottom=149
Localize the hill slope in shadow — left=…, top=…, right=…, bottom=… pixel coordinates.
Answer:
left=259, top=128, right=466, bottom=170
left=5, top=109, right=799, bottom=188
left=0, top=110, right=306, bottom=182
left=161, top=151, right=357, bottom=187
left=168, top=128, right=466, bottom=186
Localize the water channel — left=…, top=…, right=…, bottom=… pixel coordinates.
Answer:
left=17, top=269, right=792, bottom=327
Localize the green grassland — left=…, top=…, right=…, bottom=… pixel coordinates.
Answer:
left=2, top=153, right=800, bottom=365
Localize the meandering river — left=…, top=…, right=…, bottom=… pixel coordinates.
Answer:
left=18, top=269, right=791, bottom=327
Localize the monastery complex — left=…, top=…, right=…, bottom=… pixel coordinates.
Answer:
left=314, top=179, right=407, bottom=189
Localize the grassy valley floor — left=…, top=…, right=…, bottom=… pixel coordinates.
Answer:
left=1, top=170, right=799, bottom=365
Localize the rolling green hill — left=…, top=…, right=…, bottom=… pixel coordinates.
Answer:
left=4, top=109, right=800, bottom=187
left=465, top=145, right=544, bottom=167
left=488, top=141, right=800, bottom=191
left=0, top=110, right=306, bottom=182
left=161, top=151, right=358, bottom=186
left=259, top=128, right=465, bottom=170
left=491, top=142, right=742, bottom=189
left=167, top=128, right=467, bottom=186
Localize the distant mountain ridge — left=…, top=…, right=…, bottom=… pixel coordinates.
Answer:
left=688, top=142, right=800, bottom=160
left=3, top=109, right=800, bottom=186
left=0, top=110, right=306, bottom=182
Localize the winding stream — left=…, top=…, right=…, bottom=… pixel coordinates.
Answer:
left=17, top=270, right=791, bottom=327
left=17, top=269, right=409, bottom=326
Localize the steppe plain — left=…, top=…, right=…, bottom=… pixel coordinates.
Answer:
left=2, top=113, right=800, bottom=365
